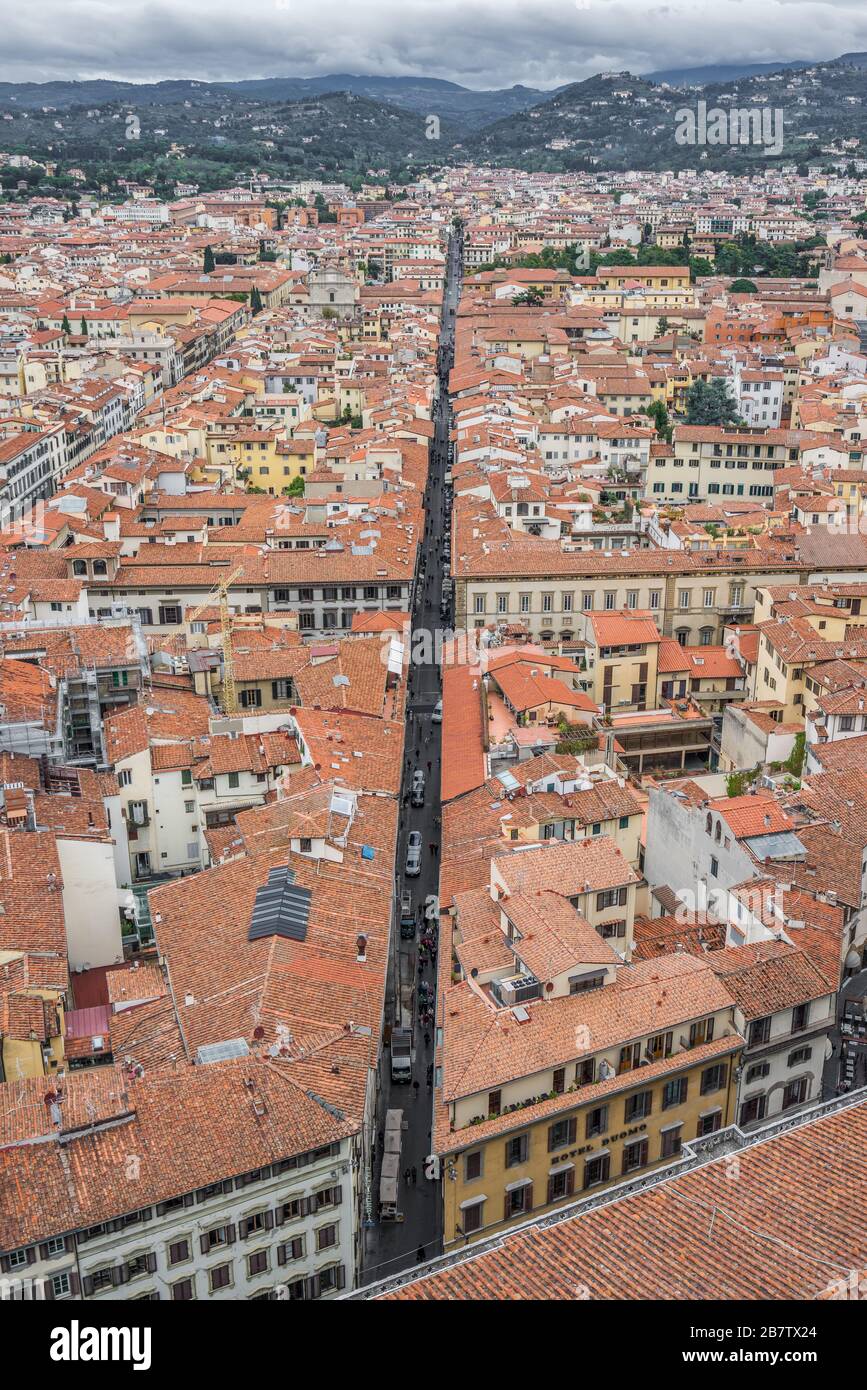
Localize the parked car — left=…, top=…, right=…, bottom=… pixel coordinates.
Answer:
left=411, top=770, right=426, bottom=806
left=405, top=830, right=423, bottom=877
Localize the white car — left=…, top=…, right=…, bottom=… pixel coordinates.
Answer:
left=405, top=830, right=423, bottom=877
left=431, top=699, right=443, bottom=723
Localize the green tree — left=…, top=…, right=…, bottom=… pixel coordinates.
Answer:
left=203, top=244, right=215, bottom=273
left=784, top=732, right=806, bottom=778
left=685, top=379, right=742, bottom=427
left=61, top=314, right=72, bottom=336
left=729, top=278, right=758, bottom=294
left=250, top=286, right=263, bottom=314
left=654, top=316, right=670, bottom=338
left=283, top=474, right=305, bottom=497
left=512, top=289, right=544, bottom=306
left=689, top=256, right=714, bottom=281
left=79, top=316, right=87, bottom=336
left=647, top=399, right=673, bottom=444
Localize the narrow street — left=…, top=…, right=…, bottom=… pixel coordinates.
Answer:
left=361, top=228, right=461, bottom=1285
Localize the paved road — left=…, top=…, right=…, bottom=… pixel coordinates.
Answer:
left=361, top=230, right=461, bottom=1285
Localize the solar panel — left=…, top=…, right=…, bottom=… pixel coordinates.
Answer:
left=248, top=865, right=312, bottom=943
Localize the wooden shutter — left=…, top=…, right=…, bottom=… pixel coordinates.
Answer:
left=82, top=1275, right=94, bottom=1296
left=292, top=1238, right=303, bottom=1260
left=307, top=1274, right=321, bottom=1300
left=332, top=1184, right=343, bottom=1206
left=43, top=1276, right=55, bottom=1301
left=263, top=1210, right=274, bottom=1231
left=524, top=1182, right=533, bottom=1212
left=0, top=1255, right=9, bottom=1274
left=336, top=1265, right=346, bottom=1291
left=565, top=1169, right=575, bottom=1196
left=546, top=1175, right=556, bottom=1204
left=199, top=1234, right=209, bottom=1255
left=69, top=1273, right=80, bottom=1296
left=503, top=1191, right=511, bottom=1222
left=225, top=1224, right=236, bottom=1245
left=39, top=1243, right=50, bottom=1260
left=546, top=1125, right=556, bottom=1153
left=277, top=1243, right=287, bottom=1266
left=567, top=1117, right=577, bottom=1144
left=25, top=1247, right=36, bottom=1266
left=146, top=1253, right=157, bottom=1274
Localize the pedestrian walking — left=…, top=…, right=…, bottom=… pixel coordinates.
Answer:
left=413, top=1080, right=420, bottom=1101
left=411, top=1166, right=417, bottom=1185
left=403, top=1166, right=411, bottom=1184
left=426, top=760, right=432, bottom=774
left=430, top=841, right=439, bottom=858
left=424, top=1031, right=430, bottom=1048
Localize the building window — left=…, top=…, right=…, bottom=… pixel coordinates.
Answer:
left=209, top=1264, right=232, bottom=1292
left=171, top=1277, right=195, bottom=1301
left=316, top=1224, right=338, bottom=1252
left=582, top=1155, right=610, bottom=1190
left=748, top=1017, right=771, bottom=1046
left=696, top=1110, right=721, bottom=1137
left=745, top=1062, right=770, bottom=1083
left=791, top=1003, right=809, bottom=1032
left=168, top=1239, right=190, bottom=1266
left=547, top=1167, right=575, bottom=1203
left=739, top=1094, right=766, bottom=1125
left=585, top=1104, right=608, bottom=1138
left=660, top=1126, right=683, bottom=1159
left=504, top=1183, right=533, bottom=1219
left=621, top=1138, right=648, bottom=1174
left=624, top=1090, right=652, bottom=1122
left=700, top=1063, right=727, bottom=1095
left=461, top=1200, right=485, bottom=1235
left=662, top=1076, right=687, bottom=1109
left=787, top=1046, right=812, bottom=1067
left=464, top=1151, right=483, bottom=1182
left=504, top=1134, right=529, bottom=1168
left=547, top=1117, right=577, bottom=1151
left=782, top=1076, right=808, bottom=1110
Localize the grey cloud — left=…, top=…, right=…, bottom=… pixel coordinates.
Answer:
left=1, top=0, right=866, bottom=89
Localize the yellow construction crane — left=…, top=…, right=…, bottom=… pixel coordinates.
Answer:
left=187, top=564, right=245, bottom=715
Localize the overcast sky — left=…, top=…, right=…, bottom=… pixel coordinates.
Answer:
left=2, top=0, right=867, bottom=88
